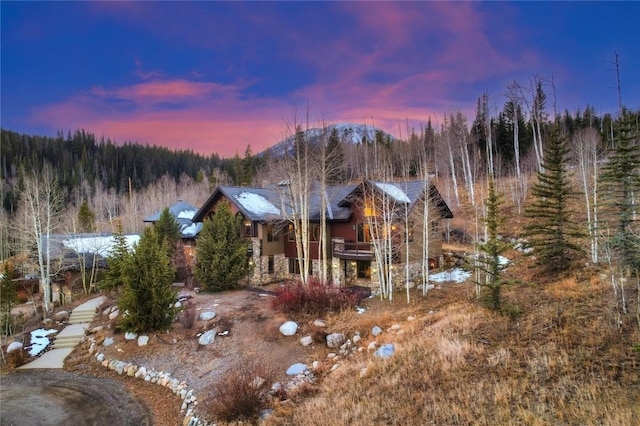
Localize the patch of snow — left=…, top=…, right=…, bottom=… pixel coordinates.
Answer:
left=26, top=328, right=57, bottom=356
left=180, top=223, right=201, bottom=236
left=375, top=182, right=411, bottom=203
left=234, top=192, right=281, bottom=216
left=177, top=209, right=197, bottom=220
left=428, top=268, right=472, bottom=283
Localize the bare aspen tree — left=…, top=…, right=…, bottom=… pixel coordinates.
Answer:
left=570, top=128, right=602, bottom=263
left=442, top=115, right=460, bottom=207
left=505, top=82, right=522, bottom=182
left=15, top=165, right=65, bottom=312
left=451, top=111, right=475, bottom=206
left=274, top=113, right=317, bottom=285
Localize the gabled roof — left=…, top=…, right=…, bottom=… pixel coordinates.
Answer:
left=193, top=179, right=452, bottom=223
left=144, top=200, right=203, bottom=238
left=338, top=179, right=453, bottom=219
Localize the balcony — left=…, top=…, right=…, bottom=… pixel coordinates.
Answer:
left=332, top=239, right=375, bottom=261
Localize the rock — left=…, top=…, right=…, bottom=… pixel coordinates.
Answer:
left=375, top=343, right=395, bottom=359
left=198, top=311, right=216, bottom=321
left=327, top=352, right=337, bottom=359
left=198, top=329, right=216, bottom=345
left=407, top=316, right=416, bottom=321
left=259, top=409, right=274, bottom=421
left=313, top=319, right=326, bottom=327
left=326, top=333, right=345, bottom=348
left=125, top=332, right=137, bottom=340
left=103, top=337, right=114, bottom=346
left=6, top=342, right=22, bottom=353
left=54, top=310, right=69, bottom=321
left=371, top=326, right=383, bottom=336
left=367, top=341, right=377, bottom=352
left=279, top=321, right=298, bottom=336
left=137, top=335, right=149, bottom=347
left=312, top=360, right=320, bottom=370
left=108, top=309, right=119, bottom=320
left=89, top=325, right=104, bottom=334
left=96, top=353, right=105, bottom=363
left=174, top=301, right=182, bottom=308
left=352, top=334, right=361, bottom=344
left=286, top=363, right=307, bottom=375
left=102, top=307, right=111, bottom=316
left=360, top=367, right=368, bottom=378
left=388, top=324, right=401, bottom=332
left=299, top=336, right=313, bottom=346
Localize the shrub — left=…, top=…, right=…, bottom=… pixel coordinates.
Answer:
left=202, top=361, right=275, bottom=422
left=270, top=277, right=358, bottom=316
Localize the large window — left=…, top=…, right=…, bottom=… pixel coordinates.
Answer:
left=310, top=223, right=320, bottom=242
left=357, top=260, right=371, bottom=279
left=357, top=223, right=372, bottom=243
left=288, top=223, right=295, bottom=242
left=288, top=258, right=311, bottom=275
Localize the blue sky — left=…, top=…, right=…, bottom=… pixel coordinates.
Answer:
left=1, top=1, right=638, bottom=157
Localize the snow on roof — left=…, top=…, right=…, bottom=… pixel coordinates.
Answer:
left=234, top=191, right=281, bottom=217
left=374, top=182, right=411, bottom=203
left=177, top=209, right=196, bottom=220
left=62, top=234, right=140, bottom=257
left=181, top=222, right=202, bottom=237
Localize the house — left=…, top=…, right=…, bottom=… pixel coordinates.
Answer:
left=193, top=179, right=453, bottom=287
left=143, top=200, right=202, bottom=264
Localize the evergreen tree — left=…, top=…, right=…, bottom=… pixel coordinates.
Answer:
left=600, top=111, right=640, bottom=275
left=195, top=201, right=252, bottom=292
left=473, top=179, right=512, bottom=311
left=118, top=227, right=178, bottom=332
left=524, top=129, right=585, bottom=273
left=77, top=199, right=96, bottom=233
left=154, top=207, right=181, bottom=252
left=101, top=221, right=131, bottom=290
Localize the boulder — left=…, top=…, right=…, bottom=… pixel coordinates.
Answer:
left=299, top=336, right=313, bottom=346
left=286, top=363, right=307, bottom=375
left=198, top=311, right=216, bottom=321
left=198, top=330, right=216, bottom=345
left=371, top=326, right=383, bottom=337
left=103, top=337, right=114, bottom=346
left=6, top=342, right=22, bottom=353
left=137, top=335, right=149, bottom=347
left=375, top=343, right=395, bottom=359
left=326, top=333, right=345, bottom=348
left=54, top=310, right=69, bottom=321
left=313, top=319, right=326, bottom=327
left=108, top=309, right=119, bottom=320
left=279, top=321, right=298, bottom=336
left=125, top=332, right=137, bottom=340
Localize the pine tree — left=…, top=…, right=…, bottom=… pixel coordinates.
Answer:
left=77, top=200, right=96, bottom=233
left=195, top=201, right=252, bottom=292
left=118, top=227, right=178, bottom=332
left=524, top=129, right=585, bottom=274
left=473, top=179, right=512, bottom=311
left=101, top=221, right=131, bottom=290
left=154, top=207, right=181, bottom=252
left=600, top=111, right=640, bottom=275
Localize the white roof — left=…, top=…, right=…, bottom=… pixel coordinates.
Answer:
left=374, top=182, right=411, bottom=203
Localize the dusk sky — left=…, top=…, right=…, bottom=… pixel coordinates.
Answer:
left=2, top=1, right=639, bottom=158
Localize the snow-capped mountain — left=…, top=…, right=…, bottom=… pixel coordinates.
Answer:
left=261, top=122, right=396, bottom=157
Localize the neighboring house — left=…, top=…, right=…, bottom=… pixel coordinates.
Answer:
left=143, top=200, right=202, bottom=264
left=41, top=232, right=140, bottom=303
left=193, top=179, right=453, bottom=287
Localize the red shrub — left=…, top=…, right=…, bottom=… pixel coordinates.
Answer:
left=270, top=278, right=358, bottom=315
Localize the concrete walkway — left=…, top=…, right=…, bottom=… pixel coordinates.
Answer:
left=19, top=295, right=106, bottom=369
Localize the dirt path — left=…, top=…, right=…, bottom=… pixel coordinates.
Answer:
left=0, top=370, right=152, bottom=426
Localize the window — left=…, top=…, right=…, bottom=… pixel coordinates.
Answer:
left=288, top=223, right=296, bottom=242
left=431, top=220, right=439, bottom=234
left=288, top=258, right=311, bottom=275
left=364, top=197, right=376, bottom=217
left=288, top=258, right=300, bottom=274
left=267, top=224, right=279, bottom=242
left=357, top=260, right=371, bottom=279
left=357, top=223, right=372, bottom=243
left=406, top=222, right=414, bottom=242
left=310, top=223, right=320, bottom=242
left=268, top=256, right=274, bottom=274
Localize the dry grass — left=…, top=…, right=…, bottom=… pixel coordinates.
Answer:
left=265, top=269, right=640, bottom=426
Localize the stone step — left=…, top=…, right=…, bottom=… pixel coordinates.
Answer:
left=52, top=340, right=79, bottom=349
